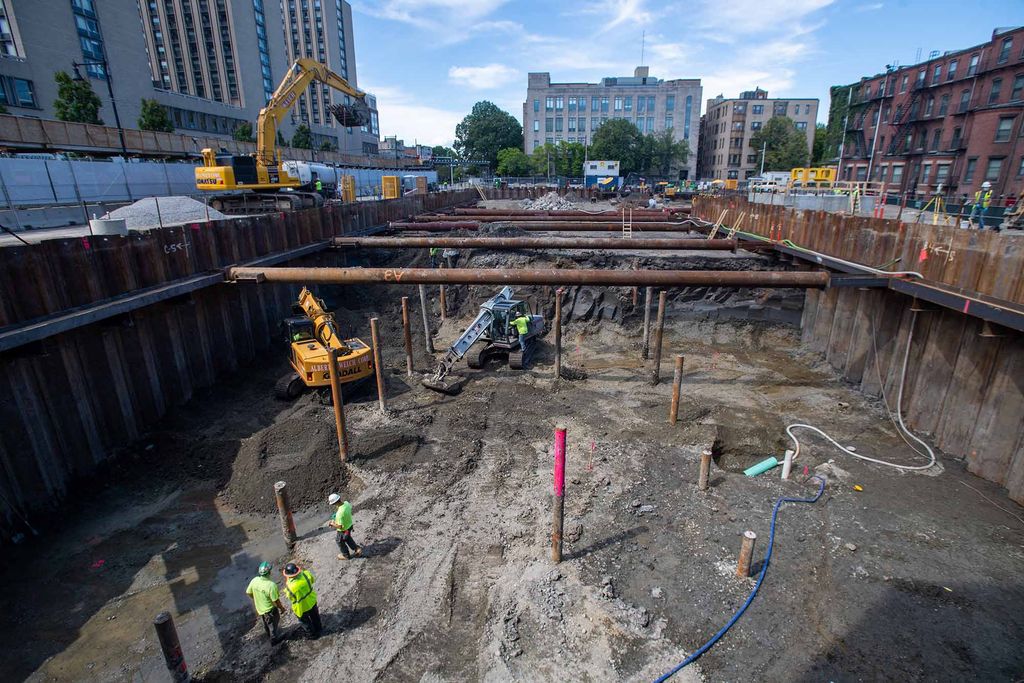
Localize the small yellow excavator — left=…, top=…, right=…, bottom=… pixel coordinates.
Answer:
left=196, top=58, right=370, bottom=213
left=275, top=287, right=374, bottom=400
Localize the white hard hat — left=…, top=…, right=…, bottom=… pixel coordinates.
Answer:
left=328, top=493, right=341, bottom=505
left=982, top=181, right=991, bottom=189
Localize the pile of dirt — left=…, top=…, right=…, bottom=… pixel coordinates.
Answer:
left=222, top=402, right=350, bottom=514
left=104, top=196, right=228, bottom=229
left=477, top=221, right=530, bottom=237
left=520, top=191, right=577, bottom=211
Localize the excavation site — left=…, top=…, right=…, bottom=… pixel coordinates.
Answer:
left=1, top=191, right=1022, bottom=682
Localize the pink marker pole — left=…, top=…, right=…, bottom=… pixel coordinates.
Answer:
left=552, top=423, right=567, bottom=563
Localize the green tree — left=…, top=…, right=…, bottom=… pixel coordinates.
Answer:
left=821, top=84, right=851, bottom=163
left=811, top=123, right=829, bottom=164
left=749, top=117, right=809, bottom=172
left=496, top=147, right=532, bottom=176
left=53, top=71, right=103, bottom=125
left=319, top=140, right=337, bottom=152
left=233, top=122, right=255, bottom=142
left=647, top=129, right=690, bottom=177
left=589, top=119, right=644, bottom=174
left=137, top=98, right=174, bottom=132
left=453, top=101, right=522, bottom=171
left=290, top=124, right=312, bottom=149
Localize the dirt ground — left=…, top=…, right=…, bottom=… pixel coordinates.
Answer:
left=4, top=223, right=1024, bottom=682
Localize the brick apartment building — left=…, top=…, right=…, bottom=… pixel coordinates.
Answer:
left=838, top=26, right=1024, bottom=200
left=697, top=88, right=818, bottom=181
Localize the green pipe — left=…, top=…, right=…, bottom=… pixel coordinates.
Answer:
left=744, top=456, right=779, bottom=477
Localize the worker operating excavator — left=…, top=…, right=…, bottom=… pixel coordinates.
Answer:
left=510, top=311, right=532, bottom=353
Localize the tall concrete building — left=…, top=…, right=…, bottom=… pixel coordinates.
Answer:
left=696, top=88, right=818, bottom=181
left=0, top=0, right=378, bottom=154
left=523, top=67, right=701, bottom=179
left=834, top=26, right=1024, bottom=199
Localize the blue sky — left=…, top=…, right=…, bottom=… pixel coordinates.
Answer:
left=348, top=0, right=1019, bottom=147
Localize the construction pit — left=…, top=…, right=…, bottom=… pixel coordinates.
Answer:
left=3, top=198, right=1024, bottom=682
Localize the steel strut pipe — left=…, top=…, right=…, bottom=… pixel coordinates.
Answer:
left=418, top=213, right=689, bottom=222
left=227, top=266, right=832, bottom=288
left=336, top=236, right=739, bottom=251
left=389, top=221, right=701, bottom=231
left=452, top=208, right=689, bottom=217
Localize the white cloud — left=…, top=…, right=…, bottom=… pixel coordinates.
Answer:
left=854, top=2, right=883, bottom=11
left=353, top=0, right=511, bottom=43
left=687, top=0, right=834, bottom=39
left=448, top=64, right=520, bottom=90
left=363, top=84, right=462, bottom=147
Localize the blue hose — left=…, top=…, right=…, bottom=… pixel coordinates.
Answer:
left=653, top=476, right=827, bottom=682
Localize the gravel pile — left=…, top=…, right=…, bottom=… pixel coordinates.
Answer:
left=520, top=191, right=577, bottom=211
left=104, top=196, right=228, bottom=230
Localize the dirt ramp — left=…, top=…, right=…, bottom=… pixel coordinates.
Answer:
left=223, top=402, right=350, bottom=514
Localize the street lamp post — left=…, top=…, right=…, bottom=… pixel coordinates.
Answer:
left=72, top=59, right=127, bottom=155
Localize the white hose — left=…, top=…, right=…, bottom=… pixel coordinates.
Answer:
left=786, top=310, right=936, bottom=472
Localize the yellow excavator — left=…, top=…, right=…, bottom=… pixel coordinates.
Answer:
left=275, top=287, right=374, bottom=400
left=196, top=58, right=370, bottom=213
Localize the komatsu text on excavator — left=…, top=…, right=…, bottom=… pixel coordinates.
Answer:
left=195, top=58, right=370, bottom=214
left=276, top=287, right=374, bottom=400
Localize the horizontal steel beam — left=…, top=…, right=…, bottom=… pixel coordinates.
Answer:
left=451, top=208, right=688, bottom=217
left=334, top=236, right=741, bottom=251
left=389, top=221, right=702, bottom=232
left=889, top=278, right=1024, bottom=333
left=417, top=213, right=687, bottom=223
left=226, top=266, right=832, bottom=288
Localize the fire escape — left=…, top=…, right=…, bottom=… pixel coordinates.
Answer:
left=885, top=81, right=927, bottom=156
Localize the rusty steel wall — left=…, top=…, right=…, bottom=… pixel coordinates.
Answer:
left=693, top=197, right=1024, bottom=504
left=0, top=190, right=476, bottom=542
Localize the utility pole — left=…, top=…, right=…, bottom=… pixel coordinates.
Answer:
left=72, top=60, right=126, bottom=155
left=866, top=68, right=892, bottom=182
left=836, top=85, right=853, bottom=181
left=758, top=141, right=767, bottom=176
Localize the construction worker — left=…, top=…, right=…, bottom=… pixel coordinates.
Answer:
left=327, top=493, right=362, bottom=560
left=246, top=561, right=285, bottom=644
left=282, top=562, right=322, bottom=639
left=429, top=246, right=441, bottom=268
left=314, top=175, right=324, bottom=196
left=510, top=312, right=531, bottom=353
left=971, top=181, right=993, bottom=229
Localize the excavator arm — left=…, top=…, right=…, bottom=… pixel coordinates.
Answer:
left=256, top=58, right=370, bottom=166
left=424, top=287, right=515, bottom=392
left=296, top=286, right=352, bottom=354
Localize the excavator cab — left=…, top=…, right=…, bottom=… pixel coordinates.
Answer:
left=283, top=316, right=315, bottom=343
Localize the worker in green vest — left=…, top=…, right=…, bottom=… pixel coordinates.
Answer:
left=970, top=181, right=993, bottom=229
left=245, top=561, right=285, bottom=644
left=314, top=176, right=324, bottom=196
left=327, top=493, right=362, bottom=560
left=429, top=246, right=441, bottom=268
left=510, top=312, right=531, bottom=353
left=282, top=562, right=322, bottom=639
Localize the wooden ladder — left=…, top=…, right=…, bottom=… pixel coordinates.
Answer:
left=622, top=208, right=633, bottom=239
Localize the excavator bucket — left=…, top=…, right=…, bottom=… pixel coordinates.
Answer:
left=422, top=375, right=464, bottom=395
left=329, top=100, right=371, bottom=128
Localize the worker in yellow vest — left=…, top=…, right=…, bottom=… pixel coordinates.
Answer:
left=510, top=313, right=531, bottom=353
left=429, top=247, right=441, bottom=268
left=970, top=181, right=993, bottom=229
left=282, top=563, right=322, bottom=639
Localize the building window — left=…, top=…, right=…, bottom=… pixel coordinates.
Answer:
left=614, top=96, right=622, bottom=111
left=665, top=115, right=673, bottom=129
left=951, top=127, right=962, bottom=148
left=795, top=121, right=808, bottom=131
left=601, top=97, right=609, bottom=112
left=751, top=121, right=762, bottom=131
left=555, top=117, right=563, bottom=132
left=578, top=96, right=586, bottom=111
left=899, top=74, right=908, bottom=92
left=932, top=64, right=942, bottom=84
left=891, top=164, right=904, bottom=184
left=1013, top=75, right=1024, bottom=101
left=984, top=157, right=1003, bottom=181
left=1017, top=156, right=1024, bottom=177
left=591, top=96, right=599, bottom=111
left=568, top=96, right=576, bottom=112
left=938, top=94, right=949, bottom=116
left=924, top=96, right=934, bottom=117
left=533, top=120, right=539, bottom=132
left=684, top=95, right=692, bottom=138
left=666, top=94, right=675, bottom=110
left=733, top=102, right=746, bottom=113
left=733, top=121, right=744, bottom=130
left=998, top=37, right=1013, bottom=64
left=637, top=96, right=646, bottom=113
left=545, top=97, right=553, bottom=111
left=555, top=96, right=563, bottom=110
left=931, top=128, right=942, bottom=150
left=990, top=78, right=1003, bottom=104
left=959, top=89, right=971, bottom=113
left=963, top=157, right=977, bottom=182
left=947, top=59, right=958, bottom=80
left=624, top=96, right=632, bottom=112
left=11, top=77, right=36, bottom=107
left=567, top=117, right=576, bottom=132
left=995, top=116, right=1015, bottom=142
left=545, top=117, right=553, bottom=132
left=968, top=54, right=979, bottom=77
left=533, top=99, right=539, bottom=112
left=752, top=104, right=763, bottom=115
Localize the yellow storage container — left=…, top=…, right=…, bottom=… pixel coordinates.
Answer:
left=339, top=175, right=356, bottom=202
left=382, top=175, right=400, bottom=199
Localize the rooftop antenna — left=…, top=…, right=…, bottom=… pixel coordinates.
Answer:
left=640, top=30, right=646, bottom=66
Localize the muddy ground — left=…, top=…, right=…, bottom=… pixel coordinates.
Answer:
left=4, top=229, right=1024, bottom=682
